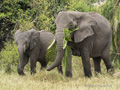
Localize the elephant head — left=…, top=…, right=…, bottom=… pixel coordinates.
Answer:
left=47, top=11, right=95, bottom=71
left=15, top=29, right=40, bottom=61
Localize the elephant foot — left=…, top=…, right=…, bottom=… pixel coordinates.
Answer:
left=57, top=65, right=63, bottom=75
left=41, top=67, right=44, bottom=70
left=40, top=66, right=46, bottom=71
left=85, top=74, right=92, bottom=78
left=107, top=67, right=114, bottom=75
left=84, top=67, right=92, bottom=78
left=84, top=71, right=92, bottom=78
left=58, top=70, right=63, bottom=75
left=31, top=70, right=36, bottom=75
left=17, top=68, right=25, bottom=76
left=19, top=73, right=26, bottom=76
left=95, top=71, right=101, bottom=76
left=65, top=71, right=72, bottom=78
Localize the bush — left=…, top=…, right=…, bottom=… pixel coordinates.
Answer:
left=0, top=41, right=19, bottom=73
left=68, top=0, right=95, bottom=12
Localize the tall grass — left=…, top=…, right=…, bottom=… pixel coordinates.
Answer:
left=0, top=56, right=120, bottom=90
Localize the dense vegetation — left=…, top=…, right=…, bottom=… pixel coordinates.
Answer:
left=0, top=0, right=120, bottom=90
left=0, top=0, right=120, bottom=73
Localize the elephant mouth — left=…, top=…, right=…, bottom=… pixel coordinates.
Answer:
left=69, top=25, right=77, bottom=31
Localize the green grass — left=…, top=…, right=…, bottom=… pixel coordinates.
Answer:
left=0, top=56, right=120, bottom=90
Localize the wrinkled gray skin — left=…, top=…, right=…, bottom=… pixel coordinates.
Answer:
left=47, top=11, right=114, bottom=77
left=15, top=29, right=63, bottom=75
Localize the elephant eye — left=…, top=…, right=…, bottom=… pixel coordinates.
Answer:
left=69, top=22, right=73, bottom=26
left=68, top=22, right=73, bottom=29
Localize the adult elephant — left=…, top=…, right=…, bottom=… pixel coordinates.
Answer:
left=15, top=29, right=63, bottom=75
left=47, top=11, right=114, bottom=77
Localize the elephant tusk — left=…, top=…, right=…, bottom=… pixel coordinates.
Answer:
left=47, top=39, right=56, bottom=50
left=23, top=44, right=26, bottom=53
left=63, top=39, right=67, bottom=49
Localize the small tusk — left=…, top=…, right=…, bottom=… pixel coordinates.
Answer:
left=47, top=39, right=56, bottom=50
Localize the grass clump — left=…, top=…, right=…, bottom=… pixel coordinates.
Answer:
left=0, top=58, right=120, bottom=90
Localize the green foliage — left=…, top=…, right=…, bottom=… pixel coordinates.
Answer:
left=100, top=0, right=117, bottom=20
left=30, top=0, right=69, bottom=32
left=0, top=41, right=19, bottom=73
left=100, top=0, right=119, bottom=65
left=63, top=28, right=78, bottom=73
left=0, top=0, right=33, bottom=50
left=63, top=29, right=72, bottom=42
left=63, top=28, right=78, bottom=49
left=68, top=0, right=95, bottom=12
left=63, top=29, right=72, bottom=49
left=100, top=0, right=120, bottom=67
left=87, top=0, right=100, bottom=3
left=100, top=0, right=117, bottom=63
left=63, top=45, right=71, bottom=73
left=0, top=0, right=70, bottom=50
left=112, top=4, right=120, bottom=66
left=46, top=40, right=57, bottom=63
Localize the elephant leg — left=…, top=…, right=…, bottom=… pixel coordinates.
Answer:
left=81, top=47, right=92, bottom=77
left=93, top=57, right=101, bottom=75
left=57, top=62, right=63, bottom=74
left=39, top=58, right=47, bottom=70
left=17, top=55, right=29, bottom=76
left=101, top=55, right=114, bottom=72
left=65, top=51, right=72, bottom=77
left=82, top=56, right=92, bottom=77
left=30, top=56, right=37, bottom=75
left=101, top=45, right=114, bottom=73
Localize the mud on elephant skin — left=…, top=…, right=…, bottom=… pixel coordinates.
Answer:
left=47, top=11, right=114, bottom=77
left=15, top=29, right=63, bottom=76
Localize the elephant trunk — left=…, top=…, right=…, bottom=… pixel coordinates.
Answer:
left=47, top=28, right=64, bottom=71
left=17, top=45, right=25, bottom=74
left=18, top=45, right=24, bottom=65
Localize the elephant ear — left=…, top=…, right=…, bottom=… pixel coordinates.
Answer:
left=14, top=30, right=21, bottom=45
left=73, top=13, right=97, bottom=43
left=30, top=31, right=40, bottom=50
left=74, top=25, right=94, bottom=43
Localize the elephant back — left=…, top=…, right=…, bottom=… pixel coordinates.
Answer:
left=39, top=30, right=54, bottom=50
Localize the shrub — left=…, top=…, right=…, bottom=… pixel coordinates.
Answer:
left=0, top=41, right=19, bottom=73
left=68, top=0, right=96, bottom=12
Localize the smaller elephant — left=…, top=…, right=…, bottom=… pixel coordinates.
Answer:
left=15, top=29, right=63, bottom=75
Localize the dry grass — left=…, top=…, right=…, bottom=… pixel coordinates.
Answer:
left=0, top=56, right=120, bottom=90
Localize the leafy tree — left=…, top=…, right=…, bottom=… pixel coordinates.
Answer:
left=112, top=0, right=120, bottom=67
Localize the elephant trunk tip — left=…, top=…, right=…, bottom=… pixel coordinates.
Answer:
left=46, top=68, right=51, bottom=71
left=46, top=66, right=55, bottom=71
left=46, top=50, right=64, bottom=71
